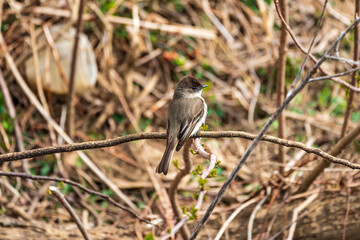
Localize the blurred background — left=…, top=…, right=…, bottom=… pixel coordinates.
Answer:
left=1, top=0, right=360, bottom=239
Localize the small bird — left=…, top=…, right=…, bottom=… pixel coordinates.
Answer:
left=156, top=76, right=208, bottom=175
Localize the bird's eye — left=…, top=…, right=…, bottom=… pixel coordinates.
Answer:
left=191, top=86, right=197, bottom=90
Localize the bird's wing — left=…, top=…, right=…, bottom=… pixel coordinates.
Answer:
left=176, top=99, right=205, bottom=151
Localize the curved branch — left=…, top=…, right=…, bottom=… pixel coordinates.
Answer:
left=1, top=131, right=360, bottom=170
left=0, top=171, right=149, bottom=224
left=169, top=140, right=192, bottom=239
left=274, top=0, right=360, bottom=92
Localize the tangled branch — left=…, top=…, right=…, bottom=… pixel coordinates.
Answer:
left=0, top=171, right=150, bottom=224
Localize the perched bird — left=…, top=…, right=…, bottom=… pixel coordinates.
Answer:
left=156, top=76, right=208, bottom=175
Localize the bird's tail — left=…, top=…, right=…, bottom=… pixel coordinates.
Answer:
left=156, top=140, right=176, bottom=175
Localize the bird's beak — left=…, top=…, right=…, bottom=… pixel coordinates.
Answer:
left=201, top=85, right=208, bottom=89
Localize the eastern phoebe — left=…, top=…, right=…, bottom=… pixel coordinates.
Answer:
left=156, top=76, right=208, bottom=175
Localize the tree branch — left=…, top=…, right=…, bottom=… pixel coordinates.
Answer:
left=49, top=186, right=92, bottom=240
left=1, top=131, right=359, bottom=169
left=274, top=0, right=360, bottom=92
left=190, top=15, right=360, bottom=240
left=0, top=171, right=150, bottom=224
left=169, top=140, right=192, bottom=239
left=275, top=0, right=289, bottom=171
left=66, top=0, right=87, bottom=136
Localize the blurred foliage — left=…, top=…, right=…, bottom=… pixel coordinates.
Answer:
left=144, top=232, right=155, bottom=240
left=97, top=0, right=116, bottom=13
left=242, top=0, right=273, bottom=13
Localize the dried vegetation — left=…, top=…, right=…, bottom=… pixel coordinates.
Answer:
left=1, top=0, right=360, bottom=239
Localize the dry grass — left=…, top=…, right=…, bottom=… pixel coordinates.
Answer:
left=1, top=0, right=360, bottom=239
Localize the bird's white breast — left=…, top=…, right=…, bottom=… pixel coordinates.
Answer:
left=191, top=95, right=207, bottom=136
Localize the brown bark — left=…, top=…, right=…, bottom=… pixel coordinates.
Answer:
left=201, top=192, right=360, bottom=240
left=276, top=0, right=289, bottom=171
left=1, top=193, right=360, bottom=239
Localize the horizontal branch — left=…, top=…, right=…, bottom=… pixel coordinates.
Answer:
left=309, top=66, right=360, bottom=82
left=0, top=131, right=359, bottom=169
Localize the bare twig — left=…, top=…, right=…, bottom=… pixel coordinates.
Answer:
left=343, top=175, right=352, bottom=240
left=274, top=0, right=360, bottom=92
left=214, top=197, right=260, bottom=240
left=0, top=68, right=31, bottom=178
left=308, top=66, right=360, bottom=82
left=0, top=171, right=148, bottom=223
left=169, top=140, right=192, bottom=239
left=325, top=55, right=360, bottom=66
left=7, top=6, right=216, bottom=39
left=202, top=0, right=234, bottom=45
left=248, top=195, right=267, bottom=240
left=43, top=25, right=70, bottom=85
left=281, top=0, right=327, bottom=97
left=341, top=0, right=360, bottom=138
left=66, top=0, right=87, bottom=137
left=190, top=16, right=360, bottom=240
left=161, top=138, right=218, bottom=240
left=296, top=123, right=360, bottom=193
left=275, top=0, right=289, bottom=170
left=49, top=186, right=92, bottom=240
left=287, top=193, right=319, bottom=240
left=0, top=34, right=138, bottom=211
left=1, top=130, right=360, bottom=170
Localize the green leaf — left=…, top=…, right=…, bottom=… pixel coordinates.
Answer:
left=189, top=149, right=197, bottom=155
left=101, top=201, right=108, bottom=208
left=172, top=159, right=180, bottom=169
left=75, top=157, right=83, bottom=168
left=351, top=112, right=360, bottom=122
left=189, top=207, right=198, bottom=220
left=200, top=124, right=208, bottom=131
left=144, top=232, right=155, bottom=240
left=101, top=189, right=114, bottom=197
left=112, top=114, right=125, bottom=123
left=60, top=184, right=73, bottom=194
left=198, top=177, right=207, bottom=190
left=208, top=169, right=217, bottom=178
left=215, top=161, right=221, bottom=168
left=40, top=164, right=51, bottom=176
left=195, top=164, right=203, bottom=175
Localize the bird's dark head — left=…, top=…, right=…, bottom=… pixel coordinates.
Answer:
left=174, top=76, right=208, bottom=98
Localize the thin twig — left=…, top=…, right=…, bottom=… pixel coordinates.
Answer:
left=296, top=122, right=360, bottom=193
left=49, top=186, right=92, bottom=240
left=281, top=0, right=328, bottom=97
left=202, top=0, right=234, bottom=45
left=248, top=195, right=267, bottom=240
left=341, top=0, right=360, bottom=138
left=66, top=0, right=87, bottom=137
left=8, top=6, right=216, bottom=39
left=161, top=138, right=217, bottom=240
left=214, top=197, right=260, bottom=240
left=43, top=24, right=70, bottom=86
left=286, top=193, right=319, bottom=240
left=0, top=35, right=138, bottom=211
left=325, top=55, right=360, bottom=66
left=190, top=16, right=360, bottom=240
left=0, top=68, right=32, bottom=179
left=343, top=176, right=352, bottom=240
left=308, top=66, right=360, bottom=82
left=275, top=0, right=289, bottom=170
left=274, top=0, right=360, bottom=92
left=169, top=140, right=192, bottom=239
left=0, top=171, right=148, bottom=223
